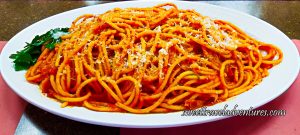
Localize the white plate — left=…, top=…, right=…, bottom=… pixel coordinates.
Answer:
left=1, top=1, right=299, bottom=128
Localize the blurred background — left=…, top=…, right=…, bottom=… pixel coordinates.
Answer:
left=0, top=0, right=299, bottom=41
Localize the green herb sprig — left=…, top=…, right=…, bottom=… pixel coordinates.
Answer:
left=9, top=28, right=69, bottom=71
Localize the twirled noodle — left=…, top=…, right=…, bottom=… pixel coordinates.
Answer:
left=26, top=3, right=283, bottom=113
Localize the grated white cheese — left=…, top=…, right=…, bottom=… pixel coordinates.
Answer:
left=213, top=23, right=220, bottom=29
left=153, top=25, right=162, bottom=33
left=159, top=48, right=168, bottom=55
left=137, top=43, right=142, bottom=50
left=140, top=54, right=147, bottom=63
left=124, top=62, right=128, bottom=67
left=247, top=45, right=254, bottom=50
left=145, top=51, right=152, bottom=55
left=132, top=60, right=137, bottom=65
left=130, top=11, right=143, bottom=14
left=192, top=16, right=201, bottom=21
left=159, top=70, right=164, bottom=79
left=179, top=13, right=183, bottom=18
left=207, top=35, right=217, bottom=44
left=203, top=18, right=212, bottom=28
left=200, top=57, right=208, bottom=61
left=203, top=17, right=220, bottom=30
left=95, top=59, right=102, bottom=64
left=126, top=49, right=131, bottom=54
left=179, top=44, right=184, bottom=50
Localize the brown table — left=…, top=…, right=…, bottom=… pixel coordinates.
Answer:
left=0, top=1, right=299, bottom=134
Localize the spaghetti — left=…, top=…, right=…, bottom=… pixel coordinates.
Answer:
left=26, top=3, right=283, bottom=113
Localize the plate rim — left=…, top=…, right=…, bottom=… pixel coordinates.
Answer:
left=1, top=0, right=299, bottom=128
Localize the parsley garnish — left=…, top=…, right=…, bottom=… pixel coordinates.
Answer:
left=9, top=28, right=69, bottom=71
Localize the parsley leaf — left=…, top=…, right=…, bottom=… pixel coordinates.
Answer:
left=9, top=28, right=69, bottom=71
